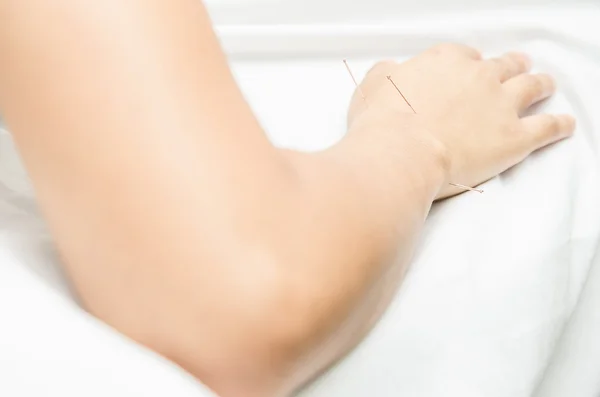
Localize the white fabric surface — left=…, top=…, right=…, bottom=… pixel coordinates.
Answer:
left=1, top=3, right=600, bottom=397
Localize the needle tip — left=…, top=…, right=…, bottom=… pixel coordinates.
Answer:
left=449, top=182, right=484, bottom=194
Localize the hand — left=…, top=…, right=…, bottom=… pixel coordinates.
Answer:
left=347, top=43, right=576, bottom=199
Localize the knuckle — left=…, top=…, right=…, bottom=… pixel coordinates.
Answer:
left=508, top=53, right=529, bottom=71
left=515, top=56, right=529, bottom=71
left=539, top=115, right=560, bottom=134
left=427, top=43, right=482, bottom=63
left=429, top=42, right=481, bottom=59
left=477, top=62, right=497, bottom=80
left=429, top=42, right=461, bottom=56
left=506, top=57, right=520, bottom=73
left=529, top=76, right=544, bottom=93
left=484, top=57, right=499, bottom=68
left=369, top=59, right=396, bottom=74
left=518, top=76, right=543, bottom=104
left=548, top=116, right=561, bottom=132
left=365, top=60, right=398, bottom=80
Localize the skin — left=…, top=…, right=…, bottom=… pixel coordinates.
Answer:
left=0, top=0, right=575, bottom=396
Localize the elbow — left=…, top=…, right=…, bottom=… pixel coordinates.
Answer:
left=141, top=246, right=326, bottom=397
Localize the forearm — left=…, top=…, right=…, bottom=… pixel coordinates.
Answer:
left=0, top=0, right=445, bottom=395
left=270, top=128, right=445, bottom=391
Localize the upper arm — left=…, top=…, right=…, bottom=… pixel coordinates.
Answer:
left=0, top=3, right=296, bottom=392
left=0, top=0, right=288, bottom=297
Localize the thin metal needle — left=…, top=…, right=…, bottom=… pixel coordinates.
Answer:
left=449, top=182, right=484, bottom=194
left=386, top=75, right=417, bottom=114
left=385, top=75, right=483, bottom=194
left=343, top=59, right=368, bottom=105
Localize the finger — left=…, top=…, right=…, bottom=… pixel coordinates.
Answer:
left=486, top=52, right=531, bottom=82
left=429, top=43, right=482, bottom=60
left=521, top=114, right=576, bottom=151
left=504, top=73, right=556, bottom=113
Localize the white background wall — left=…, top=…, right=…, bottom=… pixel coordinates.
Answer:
left=205, top=0, right=598, bottom=25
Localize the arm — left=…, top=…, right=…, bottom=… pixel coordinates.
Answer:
left=0, top=1, right=573, bottom=396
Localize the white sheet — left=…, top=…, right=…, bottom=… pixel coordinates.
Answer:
left=1, top=4, right=600, bottom=397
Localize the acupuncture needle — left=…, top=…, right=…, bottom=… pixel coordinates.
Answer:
left=342, top=59, right=482, bottom=194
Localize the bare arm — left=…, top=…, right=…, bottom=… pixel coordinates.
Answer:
left=0, top=1, right=573, bottom=396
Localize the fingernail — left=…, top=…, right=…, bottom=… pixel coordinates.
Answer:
left=541, top=74, right=557, bottom=94
left=561, top=114, right=577, bottom=136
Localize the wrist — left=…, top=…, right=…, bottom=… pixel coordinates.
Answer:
left=339, top=113, right=450, bottom=206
